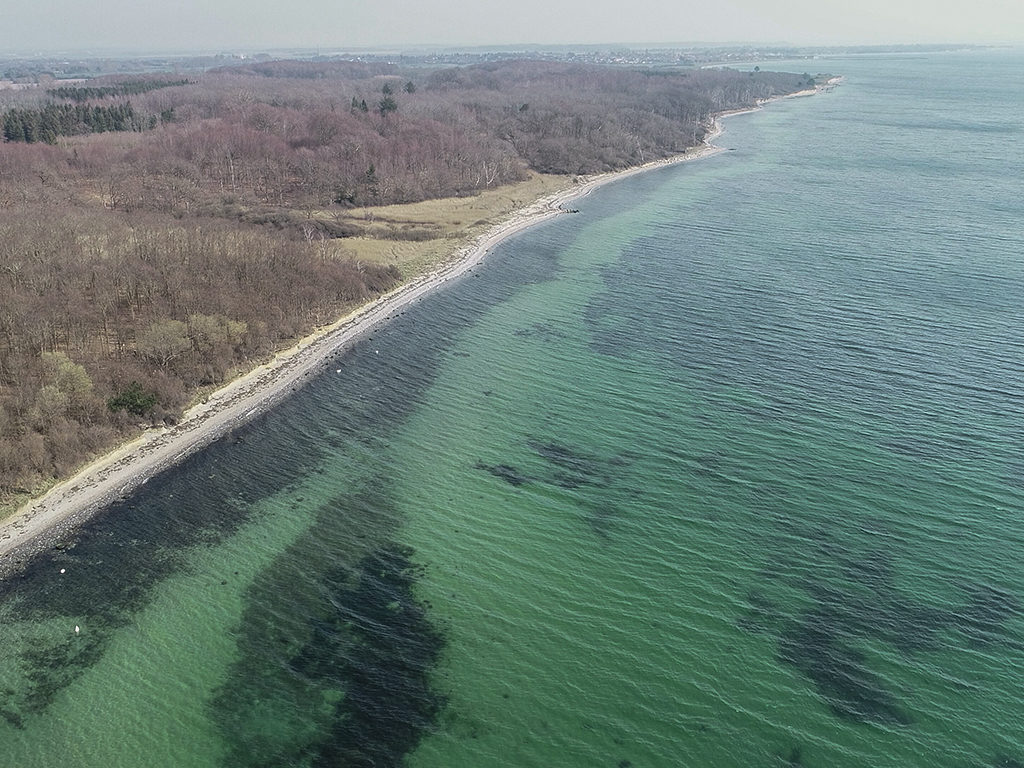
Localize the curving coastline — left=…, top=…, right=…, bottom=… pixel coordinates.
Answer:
left=0, top=83, right=837, bottom=571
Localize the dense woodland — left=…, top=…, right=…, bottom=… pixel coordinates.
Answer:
left=0, top=58, right=812, bottom=506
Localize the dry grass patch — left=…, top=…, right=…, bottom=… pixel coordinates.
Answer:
left=319, top=172, right=571, bottom=277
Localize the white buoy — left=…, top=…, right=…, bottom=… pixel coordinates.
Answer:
left=74, top=626, right=80, bottom=634
left=60, top=568, right=65, bottom=574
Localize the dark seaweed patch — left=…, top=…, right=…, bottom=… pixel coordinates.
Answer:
left=529, top=440, right=603, bottom=477
left=804, top=573, right=948, bottom=655
left=21, top=632, right=107, bottom=707
left=514, top=322, right=568, bottom=342
left=692, top=453, right=725, bottom=479
left=580, top=501, right=622, bottom=540
left=960, top=758, right=1024, bottom=768
left=210, top=542, right=446, bottom=768
left=475, top=461, right=529, bottom=486
left=551, top=471, right=588, bottom=490
left=738, top=498, right=1024, bottom=727
left=528, top=440, right=614, bottom=489
left=779, top=608, right=911, bottom=725
left=0, top=705, right=23, bottom=730
left=952, top=584, right=1020, bottom=646
left=0, top=617, right=112, bottom=723
left=300, top=543, right=445, bottom=768
left=524, top=439, right=639, bottom=538
left=209, top=483, right=400, bottom=767
left=773, top=745, right=805, bottom=766
left=766, top=555, right=938, bottom=722
left=759, top=561, right=1023, bottom=725
left=737, top=589, right=783, bottom=634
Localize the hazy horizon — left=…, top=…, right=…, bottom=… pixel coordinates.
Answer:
left=2, top=0, right=1022, bottom=56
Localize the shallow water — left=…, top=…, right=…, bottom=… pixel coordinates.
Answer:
left=2, top=49, right=1023, bottom=767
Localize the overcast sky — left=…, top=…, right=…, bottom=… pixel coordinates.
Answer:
left=2, top=0, right=1022, bottom=54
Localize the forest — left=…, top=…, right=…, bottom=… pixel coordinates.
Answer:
left=0, top=58, right=813, bottom=510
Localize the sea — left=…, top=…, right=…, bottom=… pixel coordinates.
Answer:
left=1, top=48, right=1022, bottom=768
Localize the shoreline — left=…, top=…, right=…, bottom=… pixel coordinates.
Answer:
left=0, top=83, right=835, bottom=571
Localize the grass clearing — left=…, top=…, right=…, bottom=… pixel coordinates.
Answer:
left=318, top=172, right=572, bottom=278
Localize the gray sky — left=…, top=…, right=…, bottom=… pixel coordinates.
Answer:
left=2, top=0, right=1022, bottom=54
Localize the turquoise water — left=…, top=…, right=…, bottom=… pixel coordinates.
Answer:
left=2, top=49, right=1023, bottom=767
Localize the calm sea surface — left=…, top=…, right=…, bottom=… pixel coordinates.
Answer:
left=2, top=50, right=1023, bottom=767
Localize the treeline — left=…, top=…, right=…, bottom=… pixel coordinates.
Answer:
left=421, top=61, right=809, bottom=174
left=6, top=61, right=809, bottom=215
left=2, top=62, right=811, bottom=206
left=219, top=60, right=396, bottom=80
left=2, top=103, right=147, bottom=144
left=0, top=207, right=399, bottom=501
left=49, top=78, right=192, bottom=102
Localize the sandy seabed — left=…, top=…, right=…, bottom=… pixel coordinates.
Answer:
left=0, top=82, right=839, bottom=570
